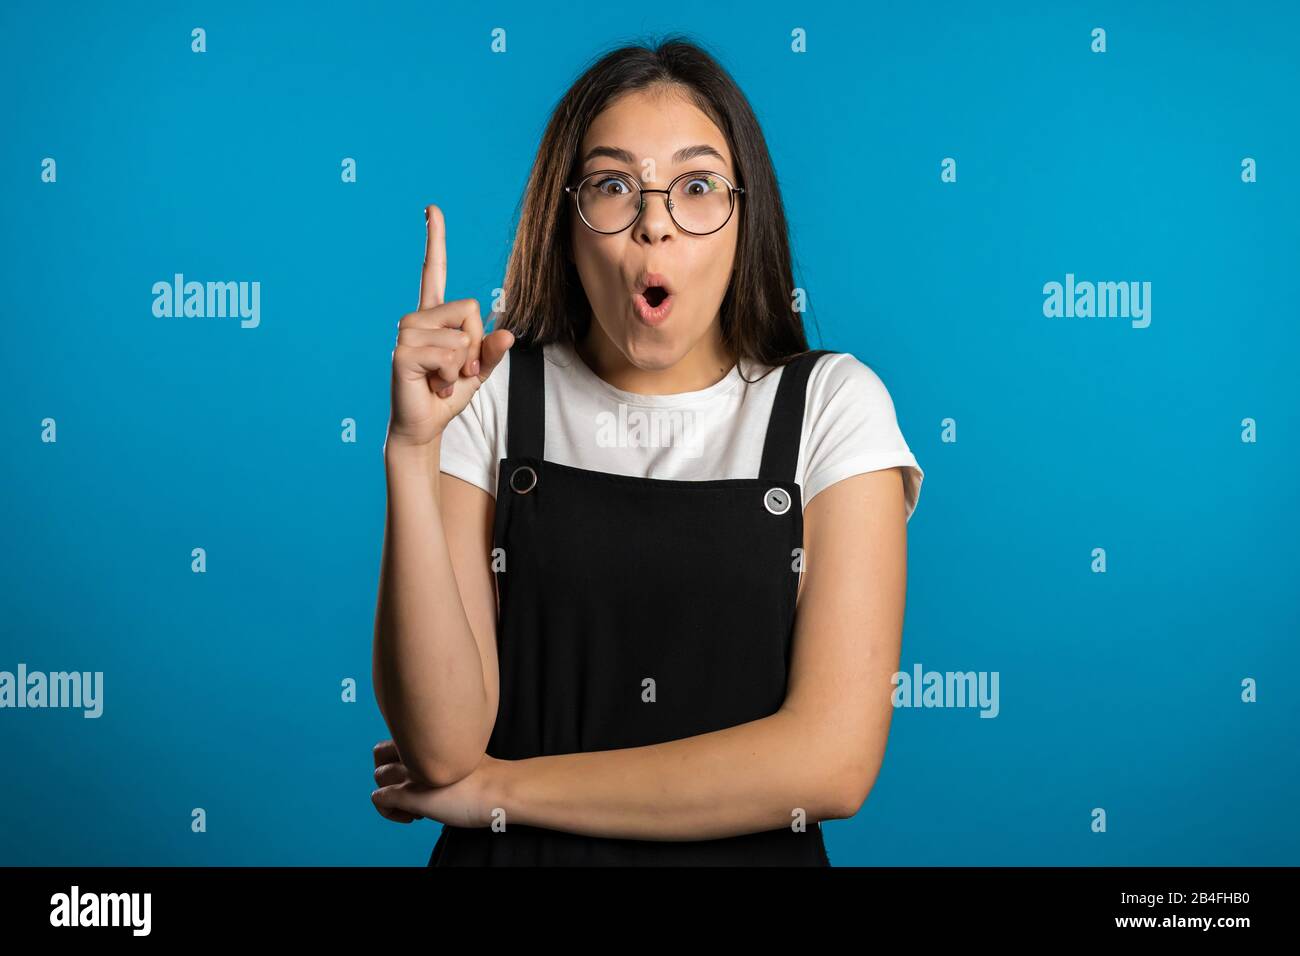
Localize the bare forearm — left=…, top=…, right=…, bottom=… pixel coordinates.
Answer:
left=373, top=438, right=489, bottom=785
left=493, top=709, right=852, bottom=841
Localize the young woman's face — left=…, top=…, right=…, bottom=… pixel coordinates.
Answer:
left=570, top=86, right=740, bottom=370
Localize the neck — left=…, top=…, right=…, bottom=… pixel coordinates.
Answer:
left=576, top=322, right=736, bottom=395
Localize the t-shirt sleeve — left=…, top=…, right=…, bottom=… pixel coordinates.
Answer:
left=436, top=350, right=509, bottom=498
left=799, top=352, right=924, bottom=521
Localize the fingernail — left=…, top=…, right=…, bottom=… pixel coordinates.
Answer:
left=470, top=359, right=480, bottom=375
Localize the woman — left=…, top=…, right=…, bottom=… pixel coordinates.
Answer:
left=370, top=36, right=923, bottom=865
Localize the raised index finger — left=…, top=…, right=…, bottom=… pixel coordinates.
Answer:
left=419, top=204, right=447, bottom=310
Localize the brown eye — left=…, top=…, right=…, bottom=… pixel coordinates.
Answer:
left=594, top=176, right=632, bottom=196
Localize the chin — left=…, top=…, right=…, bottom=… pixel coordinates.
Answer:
left=619, top=329, right=685, bottom=370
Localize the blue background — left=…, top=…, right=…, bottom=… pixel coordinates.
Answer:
left=1, top=0, right=1296, bottom=865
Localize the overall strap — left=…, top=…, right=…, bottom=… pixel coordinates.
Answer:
left=758, top=349, right=834, bottom=483
left=506, top=341, right=546, bottom=459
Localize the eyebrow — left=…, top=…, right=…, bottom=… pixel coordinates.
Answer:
left=581, top=143, right=727, bottom=167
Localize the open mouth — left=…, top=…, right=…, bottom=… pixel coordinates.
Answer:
left=643, top=286, right=669, bottom=308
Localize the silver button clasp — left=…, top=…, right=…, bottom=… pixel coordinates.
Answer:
left=509, top=465, right=538, bottom=495
left=764, top=487, right=791, bottom=515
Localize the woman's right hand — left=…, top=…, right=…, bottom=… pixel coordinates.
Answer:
left=387, top=204, right=515, bottom=450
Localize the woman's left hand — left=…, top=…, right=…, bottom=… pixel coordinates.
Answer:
left=371, top=739, right=506, bottom=828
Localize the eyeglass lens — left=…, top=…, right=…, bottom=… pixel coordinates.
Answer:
left=576, top=172, right=735, bottom=234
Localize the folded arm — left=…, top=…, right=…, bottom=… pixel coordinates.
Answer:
left=488, top=467, right=910, bottom=841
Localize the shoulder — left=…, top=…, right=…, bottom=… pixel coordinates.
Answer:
left=797, top=350, right=924, bottom=518
left=801, top=351, right=905, bottom=431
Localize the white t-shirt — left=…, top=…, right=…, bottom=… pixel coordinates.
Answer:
left=438, top=341, right=924, bottom=520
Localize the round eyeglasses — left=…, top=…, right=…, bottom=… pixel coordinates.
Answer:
left=564, top=169, right=744, bottom=236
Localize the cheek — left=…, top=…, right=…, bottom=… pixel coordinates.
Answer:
left=696, top=233, right=738, bottom=294
left=574, top=236, right=624, bottom=295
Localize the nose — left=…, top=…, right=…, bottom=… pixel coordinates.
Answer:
left=633, top=189, right=675, bottom=245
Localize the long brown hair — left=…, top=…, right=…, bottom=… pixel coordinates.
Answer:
left=497, top=34, right=818, bottom=370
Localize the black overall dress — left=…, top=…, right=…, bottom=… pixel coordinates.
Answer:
left=429, top=342, right=835, bottom=866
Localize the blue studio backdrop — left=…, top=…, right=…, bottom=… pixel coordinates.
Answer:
left=1, top=1, right=1296, bottom=866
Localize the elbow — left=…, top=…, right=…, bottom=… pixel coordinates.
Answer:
left=824, top=758, right=881, bottom=821
left=830, top=780, right=871, bottom=820
left=404, top=748, right=483, bottom=790
left=379, top=731, right=485, bottom=790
